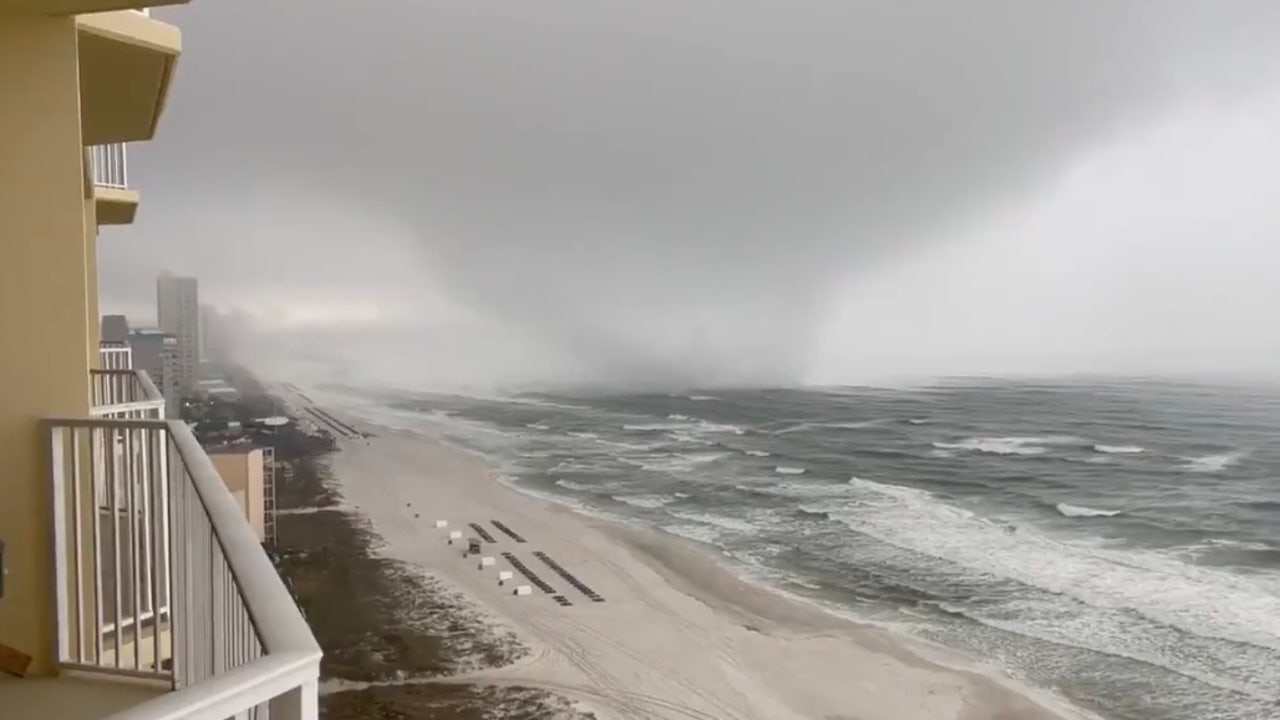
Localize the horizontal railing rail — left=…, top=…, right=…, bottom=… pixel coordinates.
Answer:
left=47, top=418, right=321, bottom=720
left=90, top=143, right=129, bottom=189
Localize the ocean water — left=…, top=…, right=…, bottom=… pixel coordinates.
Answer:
left=324, top=379, right=1280, bottom=720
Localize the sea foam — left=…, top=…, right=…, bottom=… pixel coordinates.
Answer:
left=814, top=476, right=1280, bottom=652
left=1181, top=452, right=1244, bottom=473
left=1093, top=444, right=1145, bottom=455
left=932, top=437, right=1056, bottom=456
left=613, top=493, right=682, bottom=509
left=1056, top=502, right=1123, bottom=518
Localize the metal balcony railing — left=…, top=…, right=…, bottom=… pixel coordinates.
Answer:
left=91, top=369, right=166, bottom=419
left=99, top=343, right=134, bottom=371
left=46, top=416, right=321, bottom=719
left=90, top=143, right=129, bottom=189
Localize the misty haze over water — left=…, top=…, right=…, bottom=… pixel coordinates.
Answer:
left=102, top=0, right=1280, bottom=391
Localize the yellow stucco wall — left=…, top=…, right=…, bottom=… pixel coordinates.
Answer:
left=0, top=15, right=94, bottom=674
left=86, top=198, right=100, bottom=367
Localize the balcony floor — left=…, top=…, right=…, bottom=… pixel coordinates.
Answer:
left=0, top=673, right=165, bottom=720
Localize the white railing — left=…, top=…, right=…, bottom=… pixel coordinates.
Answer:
left=91, top=369, right=166, bottom=419
left=100, top=344, right=134, bottom=371
left=90, top=143, right=129, bottom=189
left=46, top=418, right=321, bottom=719
left=263, top=448, right=277, bottom=546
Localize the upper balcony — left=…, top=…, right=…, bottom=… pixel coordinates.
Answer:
left=0, top=368, right=321, bottom=719
left=90, top=144, right=139, bottom=225
left=98, top=341, right=134, bottom=371
left=0, top=2, right=185, bottom=14
left=77, top=8, right=182, bottom=147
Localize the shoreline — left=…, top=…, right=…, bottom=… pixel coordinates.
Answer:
left=279, top=381, right=1092, bottom=720
left=253, top=387, right=593, bottom=719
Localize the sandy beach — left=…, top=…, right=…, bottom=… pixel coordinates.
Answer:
left=285, top=389, right=1088, bottom=720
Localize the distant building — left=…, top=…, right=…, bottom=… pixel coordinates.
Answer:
left=157, top=274, right=199, bottom=394
left=129, top=328, right=180, bottom=417
left=196, top=377, right=240, bottom=401
left=199, top=304, right=209, bottom=362
left=207, top=445, right=275, bottom=544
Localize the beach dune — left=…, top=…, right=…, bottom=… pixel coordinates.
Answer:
left=310, top=417, right=1084, bottom=720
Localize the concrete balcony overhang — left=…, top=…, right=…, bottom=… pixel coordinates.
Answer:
left=0, top=1, right=186, bottom=14
left=77, top=10, right=181, bottom=146
left=95, top=185, right=141, bottom=225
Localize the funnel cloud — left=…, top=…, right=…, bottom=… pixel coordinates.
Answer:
left=99, top=0, right=1280, bottom=389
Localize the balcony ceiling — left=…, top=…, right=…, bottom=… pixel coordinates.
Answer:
left=0, top=1, right=185, bottom=14
left=78, top=10, right=181, bottom=146
left=95, top=186, right=141, bottom=225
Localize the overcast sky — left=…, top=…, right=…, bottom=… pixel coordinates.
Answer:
left=100, top=1, right=1280, bottom=390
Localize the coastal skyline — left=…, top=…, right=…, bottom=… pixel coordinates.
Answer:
left=98, top=0, right=1280, bottom=390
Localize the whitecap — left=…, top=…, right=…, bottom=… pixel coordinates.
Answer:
left=667, top=510, right=760, bottom=534
left=554, top=478, right=595, bottom=492
left=774, top=466, right=807, bottom=475
left=612, top=493, right=681, bottom=509
left=931, top=436, right=1076, bottom=456
left=630, top=452, right=728, bottom=474
left=1056, top=502, right=1123, bottom=518
left=1093, top=444, right=1145, bottom=455
left=744, top=449, right=772, bottom=457
left=661, top=523, right=722, bottom=545
left=737, top=480, right=852, bottom=499
left=624, top=417, right=745, bottom=435
left=1181, top=452, right=1245, bottom=473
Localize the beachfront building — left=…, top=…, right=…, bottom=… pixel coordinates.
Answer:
left=157, top=274, right=200, bottom=395
left=0, top=3, right=320, bottom=718
left=130, top=327, right=181, bottom=417
left=208, top=445, right=277, bottom=545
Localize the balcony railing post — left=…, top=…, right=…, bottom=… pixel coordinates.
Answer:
left=49, top=424, right=71, bottom=664
left=268, top=679, right=319, bottom=720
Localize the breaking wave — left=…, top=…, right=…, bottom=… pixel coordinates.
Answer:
left=931, top=436, right=1076, bottom=456
left=1093, top=444, right=1145, bottom=454
left=1056, top=502, right=1123, bottom=518
left=622, top=417, right=745, bottom=435
left=1181, top=452, right=1245, bottom=473
left=613, top=493, right=682, bottom=509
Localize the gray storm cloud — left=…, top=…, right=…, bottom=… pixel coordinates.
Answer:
left=99, top=1, right=1280, bottom=389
